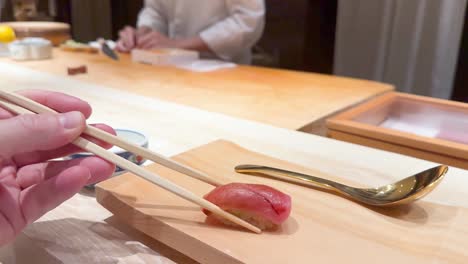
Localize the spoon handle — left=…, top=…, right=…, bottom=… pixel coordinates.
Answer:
left=235, top=165, right=344, bottom=191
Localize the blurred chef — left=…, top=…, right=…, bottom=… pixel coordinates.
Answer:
left=116, top=0, right=265, bottom=64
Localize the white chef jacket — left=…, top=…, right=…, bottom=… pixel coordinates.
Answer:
left=137, top=0, right=265, bottom=64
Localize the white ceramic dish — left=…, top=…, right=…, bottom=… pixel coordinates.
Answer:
left=0, top=43, right=9, bottom=57
left=69, top=129, right=149, bottom=187
left=9, top=37, right=52, bottom=60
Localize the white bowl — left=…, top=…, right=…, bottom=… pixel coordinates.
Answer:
left=9, top=37, right=52, bottom=60
left=69, top=129, right=149, bottom=187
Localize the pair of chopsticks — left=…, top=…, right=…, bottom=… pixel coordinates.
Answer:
left=0, top=90, right=261, bottom=234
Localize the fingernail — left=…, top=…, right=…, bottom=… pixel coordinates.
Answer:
left=59, top=111, right=84, bottom=129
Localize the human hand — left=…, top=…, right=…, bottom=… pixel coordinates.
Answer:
left=116, top=26, right=152, bottom=52
left=136, top=30, right=175, bottom=50
left=0, top=90, right=116, bottom=246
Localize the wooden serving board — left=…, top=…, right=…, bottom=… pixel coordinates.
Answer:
left=96, top=140, right=468, bottom=264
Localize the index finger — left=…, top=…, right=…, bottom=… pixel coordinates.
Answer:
left=137, top=33, right=154, bottom=48
left=122, top=27, right=136, bottom=48
left=14, top=89, right=92, bottom=118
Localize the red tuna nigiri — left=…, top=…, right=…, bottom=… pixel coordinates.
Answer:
left=203, top=183, right=292, bottom=230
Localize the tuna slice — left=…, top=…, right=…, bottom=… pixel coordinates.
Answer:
left=203, top=183, right=292, bottom=230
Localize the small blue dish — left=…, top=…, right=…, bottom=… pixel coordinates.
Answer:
left=69, top=129, right=149, bottom=188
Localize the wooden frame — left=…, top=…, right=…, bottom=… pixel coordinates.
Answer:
left=326, top=92, right=468, bottom=169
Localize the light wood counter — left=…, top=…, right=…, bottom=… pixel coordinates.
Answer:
left=0, top=63, right=467, bottom=263
left=0, top=49, right=393, bottom=132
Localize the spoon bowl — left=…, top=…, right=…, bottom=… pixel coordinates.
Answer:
left=234, top=165, right=448, bottom=206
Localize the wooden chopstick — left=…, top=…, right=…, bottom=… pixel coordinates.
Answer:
left=0, top=91, right=222, bottom=187
left=84, top=126, right=223, bottom=187
left=0, top=91, right=261, bottom=234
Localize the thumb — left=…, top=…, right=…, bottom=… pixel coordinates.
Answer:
left=0, top=111, right=85, bottom=157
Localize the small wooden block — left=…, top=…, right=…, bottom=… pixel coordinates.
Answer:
left=67, top=65, right=87, bottom=75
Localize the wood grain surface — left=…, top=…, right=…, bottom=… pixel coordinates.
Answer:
left=0, top=49, right=393, bottom=130
left=327, top=92, right=468, bottom=169
left=1, top=62, right=466, bottom=264
left=97, top=140, right=468, bottom=264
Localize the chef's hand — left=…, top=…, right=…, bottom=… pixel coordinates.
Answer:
left=116, top=26, right=152, bottom=52
left=0, top=90, right=116, bottom=246
left=136, top=30, right=212, bottom=54
left=136, top=30, right=175, bottom=49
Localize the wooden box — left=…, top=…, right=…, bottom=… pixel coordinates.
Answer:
left=131, top=48, right=199, bottom=66
left=326, top=92, right=468, bottom=169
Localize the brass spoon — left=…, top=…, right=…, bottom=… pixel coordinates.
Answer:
left=235, top=165, right=448, bottom=206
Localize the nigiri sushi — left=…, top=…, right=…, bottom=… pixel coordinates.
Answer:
left=203, top=183, right=292, bottom=230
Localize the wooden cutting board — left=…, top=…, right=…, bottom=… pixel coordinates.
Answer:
left=0, top=22, right=70, bottom=46
left=96, top=140, right=468, bottom=264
